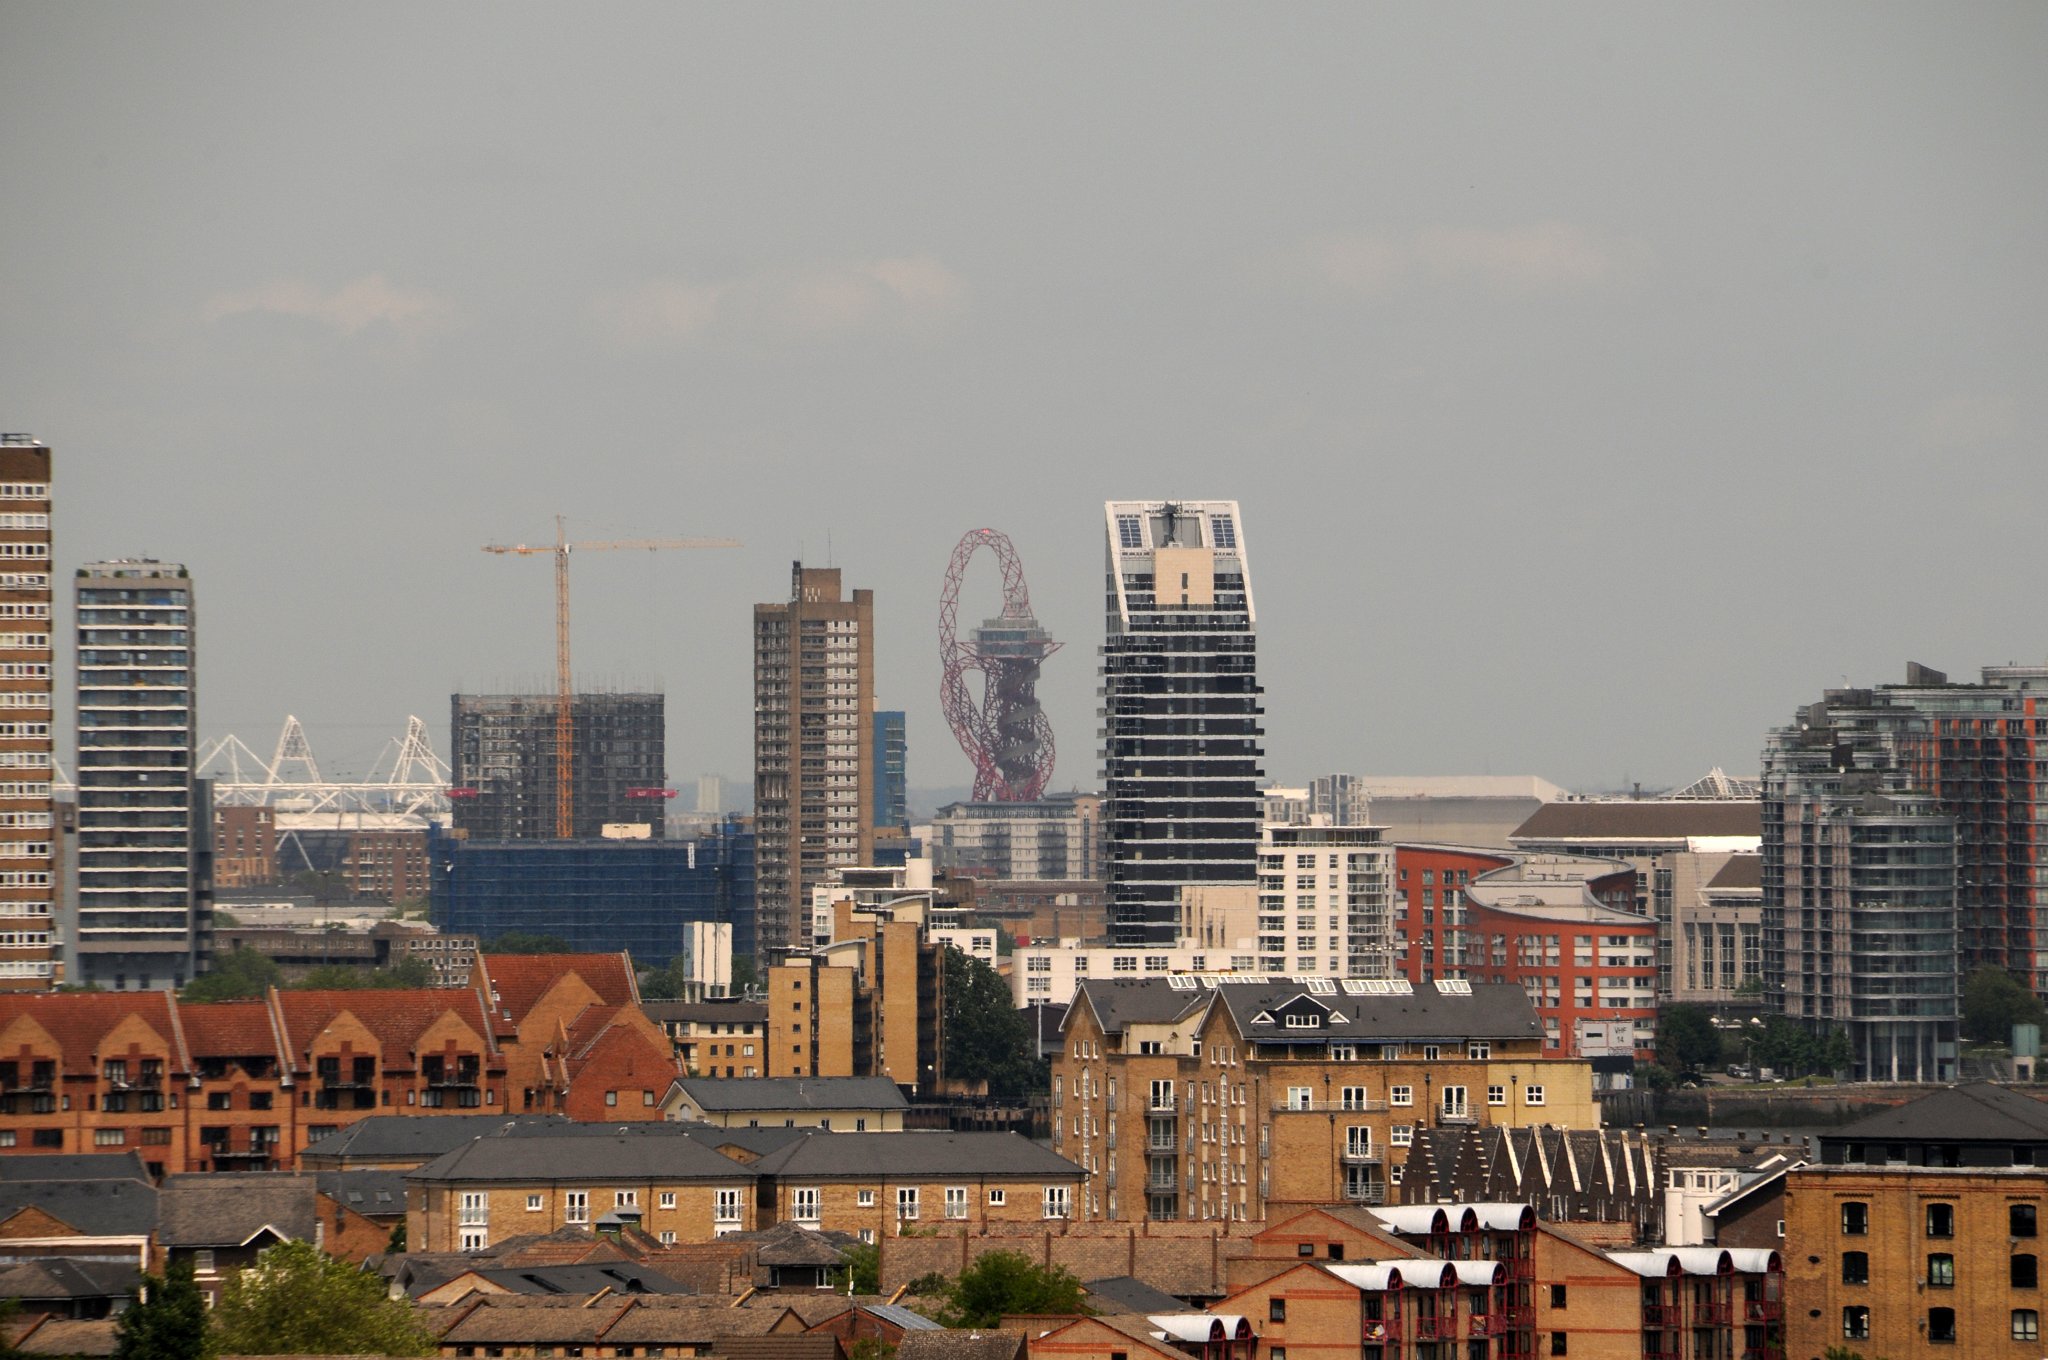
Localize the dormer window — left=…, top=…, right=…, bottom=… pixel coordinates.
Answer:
left=1285, top=1014, right=1320, bottom=1029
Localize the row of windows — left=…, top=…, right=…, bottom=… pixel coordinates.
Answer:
left=1842, top=1200, right=2036, bottom=1237
left=1844, top=1305, right=2034, bottom=1344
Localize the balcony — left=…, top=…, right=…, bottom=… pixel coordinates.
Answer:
left=1147, top=1095, right=1181, bottom=1115
left=1698, top=1302, right=1733, bottom=1325
left=1439, top=1111, right=1477, bottom=1126
left=1271, top=1098, right=1389, bottom=1113
left=1341, top=1146, right=1381, bottom=1164
left=1642, top=1304, right=1679, bottom=1328
left=1413, top=1317, right=1443, bottom=1342
left=1342, top=1182, right=1387, bottom=1205
left=1742, top=1301, right=1782, bottom=1324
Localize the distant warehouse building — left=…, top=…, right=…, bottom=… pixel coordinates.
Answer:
left=429, top=817, right=754, bottom=965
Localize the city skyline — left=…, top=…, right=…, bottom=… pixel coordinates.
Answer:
left=5, top=7, right=2045, bottom=794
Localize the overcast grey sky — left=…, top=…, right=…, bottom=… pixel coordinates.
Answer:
left=4, top=4, right=2044, bottom=796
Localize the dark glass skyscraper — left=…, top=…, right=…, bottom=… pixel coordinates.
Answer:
left=1100, top=501, right=1264, bottom=945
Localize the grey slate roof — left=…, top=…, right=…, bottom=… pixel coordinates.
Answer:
left=471, top=1262, right=694, bottom=1296
left=1706, top=855, right=1763, bottom=890
left=1510, top=800, right=1761, bottom=842
left=1085, top=1275, right=1190, bottom=1314
left=157, top=1173, right=318, bottom=1248
left=0, top=1259, right=141, bottom=1303
left=1828, top=1083, right=2048, bottom=1144
left=315, top=1169, right=407, bottom=1216
left=409, top=1134, right=752, bottom=1185
left=675, top=1123, right=818, bottom=1159
left=0, top=1179, right=158, bottom=1236
left=671, top=1076, right=909, bottom=1112
left=717, top=1221, right=858, bottom=1267
left=640, top=1001, right=768, bottom=1026
left=747, top=1131, right=1084, bottom=1180
left=1072, top=976, right=1543, bottom=1042
left=300, top=1114, right=575, bottom=1162
left=0, top=1152, right=152, bottom=1184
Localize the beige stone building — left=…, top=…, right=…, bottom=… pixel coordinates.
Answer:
left=745, top=1130, right=1087, bottom=1242
left=1054, top=975, right=1596, bottom=1223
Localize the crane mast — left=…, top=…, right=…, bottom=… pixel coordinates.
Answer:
left=484, top=518, right=740, bottom=838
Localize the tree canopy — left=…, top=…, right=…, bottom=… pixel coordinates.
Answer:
left=295, top=956, right=438, bottom=990
left=935, top=1250, right=1088, bottom=1327
left=113, top=1258, right=211, bottom=1360
left=482, top=932, right=573, bottom=955
left=941, top=946, right=1045, bottom=1099
left=1656, top=1004, right=1721, bottom=1075
left=182, top=947, right=282, bottom=1002
left=211, top=1239, right=435, bottom=1357
left=1963, top=966, right=2047, bottom=1045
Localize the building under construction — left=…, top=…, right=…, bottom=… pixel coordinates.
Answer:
left=450, top=693, right=666, bottom=841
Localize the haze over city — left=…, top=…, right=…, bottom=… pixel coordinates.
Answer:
left=4, top=5, right=2044, bottom=793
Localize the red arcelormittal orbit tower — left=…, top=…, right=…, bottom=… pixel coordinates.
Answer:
left=939, top=529, right=1060, bottom=801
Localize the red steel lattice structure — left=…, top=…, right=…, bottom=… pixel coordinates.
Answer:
left=939, top=528, right=1061, bottom=802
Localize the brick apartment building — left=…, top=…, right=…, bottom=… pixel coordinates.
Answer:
left=1054, top=976, right=1595, bottom=1223
left=406, top=1128, right=1085, bottom=1253
left=1783, top=1083, right=2048, bottom=1358
left=0, top=952, right=671, bottom=1172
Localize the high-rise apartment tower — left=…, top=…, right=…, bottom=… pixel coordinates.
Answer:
left=75, top=560, right=203, bottom=990
left=0, top=435, right=55, bottom=991
left=450, top=693, right=665, bottom=841
left=1756, top=660, right=2048, bottom=1082
left=1101, top=500, right=1264, bottom=945
left=753, top=564, right=874, bottom=955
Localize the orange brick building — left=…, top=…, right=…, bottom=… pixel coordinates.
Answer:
left=0, top=952, right=669, bottom=1172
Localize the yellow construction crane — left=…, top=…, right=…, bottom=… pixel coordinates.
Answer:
left=483, top=516, right=740, bottom=838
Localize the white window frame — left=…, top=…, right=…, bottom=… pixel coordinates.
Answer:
left=858, top=1189, right=876, bottom=1207
left=1044, top=1185, right=1072, bottom=1220
left=1390, top=1085, right=1413, bottom=1107
left=793, top=1187, right=821, bottom=1223
left=945, top=1186, right=968, bottom=1219
left=1526, top=1085, right=1546, bottom=1107
left=897, top=1187, right=920, bottom=1220
left=988, top=1188, right=1006, bottom=1206
left=565, top=1191, right=589, bottom=1224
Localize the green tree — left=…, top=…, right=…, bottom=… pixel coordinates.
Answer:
left=482, top=932, right=572, bottom=955
left=113, top=1258, right=212, bottom=1360
left=211, top=1240, right=434, bottom=1357
left=1753, top=1016, right=1819, bottom=1076
left=1656, top=1004, right=1720, bottom=1075
left=937, top=1250, right=1087, bottom=1327
left=183, top=948, right=282, bottom=1003
left=1819, top=1027, right=1853, bottom=1075
left=1963, top=966, right=2047, bottom=1044
left=833, top=1241, right=880, bottom=1294
left=730, top=955, right=759, bottom=993
left=294, top=957, right=438, bottom=991
left=941, top=947, right=1045, bottom=1099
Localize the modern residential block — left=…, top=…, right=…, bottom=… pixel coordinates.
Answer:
left=0, top=435, right=55, bottom=992
left=753, top=564, right=875, bottom=956
left=73, top=560, right=203, bottom=990
left=1100, top=501, right=1263, bottom=945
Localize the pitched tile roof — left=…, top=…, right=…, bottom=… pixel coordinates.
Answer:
left=13, top=1317, right=118, bottom=1358
left=894, top=1333, right=1027, bottom=1360
left=0, top=1179, right=158, bottom=1236
left=717, top=1221, right=858, bottom=1268
left=469, top=1262, right=695, bottom=1296
left=1084, top=1276, right=1189, bottom=1314
left=0, top=991, right=184, bottom=1070
left=409, top=1133, right=752, bottom=1185
left=708, top=1338, right=843, bottom=1360
left=478, top=953, right=638, bottom=1023
left=178, top=999, right=283, bottom=1060
left=746, top=1131, right=1084, bottom=1181
left=672, top=1076, right=909, bottom=1112
left=274, top=989, right=497, bottom=1065
left=1510, top=801, right=1761, bottom=842
left=156, top=1173, right=318, bottom=1248
left=1829, top=1083, right=2048, bottom=1144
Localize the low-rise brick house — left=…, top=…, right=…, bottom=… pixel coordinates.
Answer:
left=1783, top=1082, right=2048, bottom=1360
left=468, top=952, right=642, bottom=1111
left=1055, top=976, right=1595, bottom=1223
left=408, top=1132, right=761, bottom=1252
left=156, top=1171, right=386, bottom=1301
left=747, top=1130, right=1088, bottom=1241
left=660, top=1075, right=909, bottom=1131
